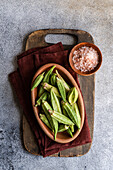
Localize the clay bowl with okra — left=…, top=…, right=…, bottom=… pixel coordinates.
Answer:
left=31, top=63, right=85, bottom=143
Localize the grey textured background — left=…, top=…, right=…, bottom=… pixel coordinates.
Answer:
left=0, top=0, right=113, bottom=170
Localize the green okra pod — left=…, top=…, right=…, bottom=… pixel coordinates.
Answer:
left=72, top=103, right=81, bottom=129
left=62, top=104, right=74, bottom=132
left=42, top=82, right=61, bottom=97
left=42, top=101, right=54, bottom=130
left=58, top=124, right=69, bottom=132
left=42, top=100, right=58, bottom=140
left=67, top=87, right=78, bottom=105
left=35, top=92, right=48, bottom=106
left=61, top=101, right=80, bottom=129
left=43, top=65, right=56, bottom=83
left=54, top=123, right=58, bottom=140
left=38, top=66, right=56, bottom=97
left=50, top=73, right=57, bottom=86
left=40, top=114, right=51, bottom=129
left=31, top=72, right=45, bottom=91
left=49, top=110, right=74, bottom=125
left=70, top=125, right=74, bottom=133
left=38, top=85, right=45, bottom=97
left=56, top=77, right=66, bottom=102
left=56, top=70, right=70, bottom=91
left=67, top=128, right=73, bottom=137
left=50, top=88, right=62, bottom=113
left=62, top=106, right=68, bottom=117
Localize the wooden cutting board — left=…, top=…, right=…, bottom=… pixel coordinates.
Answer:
left=23, top=29, right=95, bottom=157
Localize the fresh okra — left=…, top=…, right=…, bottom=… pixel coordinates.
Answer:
left=62, top=103, right=75, bottom=134
left=61, top=101, right=80, bottom=129
left=50, top=88, right=62, bottom=113
left=67, top=87, right=78, bottom=105
left=72, top=103, right=81, bottom=129
left=56, top=77, right=66, bottom=102
left=38, top=66, right=56, bottom=97
left=31, top=72, right=45, bottom=91
left=42, top=100, right=54, bottom=130
left=43, top=66, right=56, bottom=83
left=56, top=70, right=70, bottom=91
left=62, top=108, right=68, bottom=117
left=49, top=110, right=74, bottom=125
left=58, top=124, right=69, bottom=132
left=38, top=86, right=45, bottom=97
left=62, top=105, right=75, bottom=132
left=61, top=102, right=68, bottom=117
left=50, top=73, right=57, bottom=86
left=67, top=128, right=73, bottom=137
left=40, top=114, right=51, bottom=129
left=42, top=100, right=58, bottom=140
left=70, top=125, right=74, bottom=133
left=42, top=82, right=61, bottom=97
left=54, top=121, right=58, bottom=140
left=35, top=92, right=48, bottom=106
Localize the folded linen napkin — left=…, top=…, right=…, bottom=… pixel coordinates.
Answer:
left=9, top=42, right=91, bottom=157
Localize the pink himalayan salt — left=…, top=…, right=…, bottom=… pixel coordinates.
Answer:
left=72, top=46, right=98, bottom=72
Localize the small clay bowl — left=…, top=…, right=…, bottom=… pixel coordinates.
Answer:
left=69, top=42, right=102, bottom=76
left=31, top=63, right=85, bottom=143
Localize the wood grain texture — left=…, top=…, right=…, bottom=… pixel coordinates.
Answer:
left=23, top=29, right=94, bottom=157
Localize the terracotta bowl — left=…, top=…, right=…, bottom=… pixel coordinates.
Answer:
left=69, top=42, right=102, bottom=76
left=31, top=63, right=85, bottom=143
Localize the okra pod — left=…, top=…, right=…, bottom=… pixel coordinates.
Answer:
left=62, top=104, right=74, bottom=132
left=72, top=103, right=81, bottom=129
left=62, top=104, right=74, bottom=133
left=61, top=101, right=80, bottom=128
left=61, top=101, right=68, bottom=116
left=35, top=92, right=48, bottom=106
left=42, top=101, right=54, bottom=130
left=56, top=70, right=70, bottom=91
left=67, top=128, right=73, bottom=137
left=49, top=110, right=74, bottom=125
left=67, top=87, right=78, bottom=105
left=50, top=73, right=57, bottom=86
left=43, top=65, right=56, bottom=83
left=31, top=72, right=45, bottom=91
left=56, top=77, right=66, bottom=102
left=42, top=82, right=61, bottom=97
left=70, top=125, right=74, bottom=133
left=38, top=85, right=45, bottom=97
left=40, top=114, right=51, bottom=129
left=42, top=100, right=58, bottom=140
left=50, top=88, right=62, bottom=113
left=38, top=66, right=56, bottom=96
left=58, top=124, right=69, bottom=132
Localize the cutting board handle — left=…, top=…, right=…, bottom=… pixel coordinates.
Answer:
left=26, top=29, right=94, bottom=50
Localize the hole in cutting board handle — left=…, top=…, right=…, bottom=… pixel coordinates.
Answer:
left=45, top=34, right=78, bottom=46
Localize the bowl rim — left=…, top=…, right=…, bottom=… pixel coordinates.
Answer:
left=69, top=42, right=102, bottom=76
left=31, top=63, right=85, bottom=143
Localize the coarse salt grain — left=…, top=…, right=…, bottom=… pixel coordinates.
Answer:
left=72, top=46, right=99, bottom=72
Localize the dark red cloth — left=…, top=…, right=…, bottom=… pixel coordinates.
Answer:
left=9, top=42, right=91, bottom=157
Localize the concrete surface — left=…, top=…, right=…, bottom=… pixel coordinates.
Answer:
left=0, top=0, right=113, bottom=170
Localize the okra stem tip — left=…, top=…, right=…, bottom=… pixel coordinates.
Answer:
left=42, top=100, right=46, bottom=104
left=61, top=100, right=66, bottom=105
left=48, top=109, right=53, bottom=115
